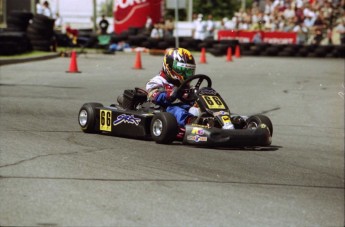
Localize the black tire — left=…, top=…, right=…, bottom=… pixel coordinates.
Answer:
left=246, top=114, right=273, bottom=136
left=0, top=42, right=20, bottom=55
left=157, top=41, right=169, bottom=50
left=78, top=103, right=103, bottom=133
left=208, top=47, right=224, bottom=56
left=150, top=112, right=178, bottom=144
left=8, top=11, right=33, bottom=21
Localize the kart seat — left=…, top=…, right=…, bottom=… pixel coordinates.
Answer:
left=117, top=87, right=148, bottom=110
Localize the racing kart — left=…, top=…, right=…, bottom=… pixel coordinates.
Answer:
left=78, top=74, right=273, bottom=147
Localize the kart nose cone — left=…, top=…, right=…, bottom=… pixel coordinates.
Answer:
left=152, top=119, right=163, bottom=136
left=79, top=110, right=88, bottom=127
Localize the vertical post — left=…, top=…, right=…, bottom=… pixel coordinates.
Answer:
left=30, top=0, right=35, bottom=13
left=241, top=0, right=246, bottom=11
left=93, top=0, right=97, bottom=32
left=175, top=0, right=179, bottom=48
left=187, top=0, right=192, bottom=21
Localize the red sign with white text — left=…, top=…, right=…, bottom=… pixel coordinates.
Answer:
left=218, top=30, right=297, bottom=44
left=114, top=0, right=163, bottom=34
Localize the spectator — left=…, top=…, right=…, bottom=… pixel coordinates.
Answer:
left=334, top=17, right=345, bottom=44
left=206, top=14, right=215, bottom=39
left=66, top=23, right=78, bottom=45
left=293, top=20, right=309, bottom=44
left=283, top=3, right=296, bottom=20
left=221, top=17, right=235, bottom=30
left=253, top=31, right=263, bottom=43
left=99, top=15, right=109, bottom=34
left=54, top=12, right=63, bottom=31
left=150, top=23, right=164, bottom=39
left=108, top=41, right=130, bottom=53
left=193, top=14, right=207, bottom=40
left=216, top=0, right=344, bottom=45
left=164, top=16, right=174, bottom=38
left=311, top=27, right=323, bottom=44
left=145, top=16, right=153, bottom=31
left=36, top=3, right=43, bottom=14
left=304, top=14, right=316, bottom=28
left=41, top=1, right=53, bottom=18
left=191, top=13, right=198, bottom=38
left=238, top=17, right=252, bottom=30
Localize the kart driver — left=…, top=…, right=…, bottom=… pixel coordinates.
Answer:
left=145, top=48, right=235, bottom=130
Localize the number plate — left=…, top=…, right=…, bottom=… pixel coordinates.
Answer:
left=100, top=109, right=112, bottom=132
left=202, top=95, right=225, bottom=109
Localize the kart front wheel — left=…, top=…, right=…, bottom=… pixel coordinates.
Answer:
left=246, top=114, right=273, bottom=136
left=78, top=102, right=103, bottom=133
left=150, top=112, right=178, bottom=144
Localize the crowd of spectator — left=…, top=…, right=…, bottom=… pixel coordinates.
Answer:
left=217, top=0, right=344, bottom=45
left=147, top=0, right=344, bottom=45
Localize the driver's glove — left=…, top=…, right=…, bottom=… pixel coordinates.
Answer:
left=166, top=87, right=179, bottom=102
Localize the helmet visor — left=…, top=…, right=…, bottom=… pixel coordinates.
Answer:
left=174, top=62, right=196, bottom=80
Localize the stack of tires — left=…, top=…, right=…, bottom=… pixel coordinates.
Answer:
left=0, top=32, right=32, bottom=55
left=27, top=14, right=55, bottom=51
left=0, top=11, right=33, bottom=55
left=208, top=40, right=239, bottom=57
left=6, top=11, right=33, bottom=32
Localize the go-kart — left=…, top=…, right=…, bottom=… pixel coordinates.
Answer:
left=78, top=74, right=273, bottom=147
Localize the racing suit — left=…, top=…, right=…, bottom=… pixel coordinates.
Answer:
left=146, top=71, right=196, bottom=127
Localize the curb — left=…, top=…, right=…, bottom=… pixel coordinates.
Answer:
left=0, top=53, right=60, bottom=66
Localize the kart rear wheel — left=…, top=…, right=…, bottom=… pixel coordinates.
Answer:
left=246, top=114, right=273, bottom=136
left=78, top=102, right=103, bottom=133
left=150, top=112, right=178, bottom=144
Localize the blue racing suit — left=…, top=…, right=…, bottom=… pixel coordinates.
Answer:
left=146, top=71, right=193, bottom=126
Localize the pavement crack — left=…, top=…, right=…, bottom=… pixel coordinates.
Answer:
left=0, top=148, right=107, bottom=169
left=0, top=175, right=343, bottom=190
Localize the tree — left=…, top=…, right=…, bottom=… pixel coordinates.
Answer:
left=99, top=0, right=114, bottom=17
left=165, top=0, right=241, bottom=21
left=193, top=0, right=240, bottom=20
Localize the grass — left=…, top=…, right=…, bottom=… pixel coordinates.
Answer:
left=0, top=51, right=56, bottom=60
left=0, top=47, right=96, bottom=60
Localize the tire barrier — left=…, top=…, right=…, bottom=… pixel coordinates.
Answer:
left=209, top=42, right=344, bottom=58
left=51, top=25, right=345, bottom=59
left=0, top=32, right=32, bottom=55
left=0, top=11, right=33, bottom=55
left=6, top=11, right=33, bottom=32
left=26, top=14, right=55, bottom=52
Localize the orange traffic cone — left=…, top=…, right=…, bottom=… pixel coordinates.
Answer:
left=235, top=45, right=241, bottom=58
left=199, top=47, right=207, bottom=64
left=66, top=50, right=81, bottom=73
left=133, top=51, right=143, bottom=69
left=226, top=47, right=233, bottom=62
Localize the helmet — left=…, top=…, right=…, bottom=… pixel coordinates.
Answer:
left=162, top=48, right=196, bottom=86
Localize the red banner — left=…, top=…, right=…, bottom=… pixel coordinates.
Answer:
left=218, top=30, right=297, bottom=44
left=114, top=0, right=163, bottom=34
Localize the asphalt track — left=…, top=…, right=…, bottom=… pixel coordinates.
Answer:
left=0, top=52, right=344, bottom=226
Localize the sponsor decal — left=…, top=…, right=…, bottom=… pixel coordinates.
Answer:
left=113, top=114, right=141, bottom=126
left=187, top=135, right=208, bottom=142
left=191, top=124, right=210, bottom=128
left=114, top=0, right=163, bottom=34
left=213, top=111, right=230, bottom=116
left=115, top=0, right=147, bottom=12
left=221, top=115, right=231, bottom=123
left=199, top=88, right=217, bottom=95
left=191, top=127, right=205, bottom=135
left=260, top=124, right=267, bottom=129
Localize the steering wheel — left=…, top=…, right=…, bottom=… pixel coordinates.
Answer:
left=175, top=74, right=212, bottom=103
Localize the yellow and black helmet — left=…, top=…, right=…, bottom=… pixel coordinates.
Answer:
left=162, top=48, right=196, bottom=86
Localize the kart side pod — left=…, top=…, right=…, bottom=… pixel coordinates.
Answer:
left=183, top=124, right=272, bottom=147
